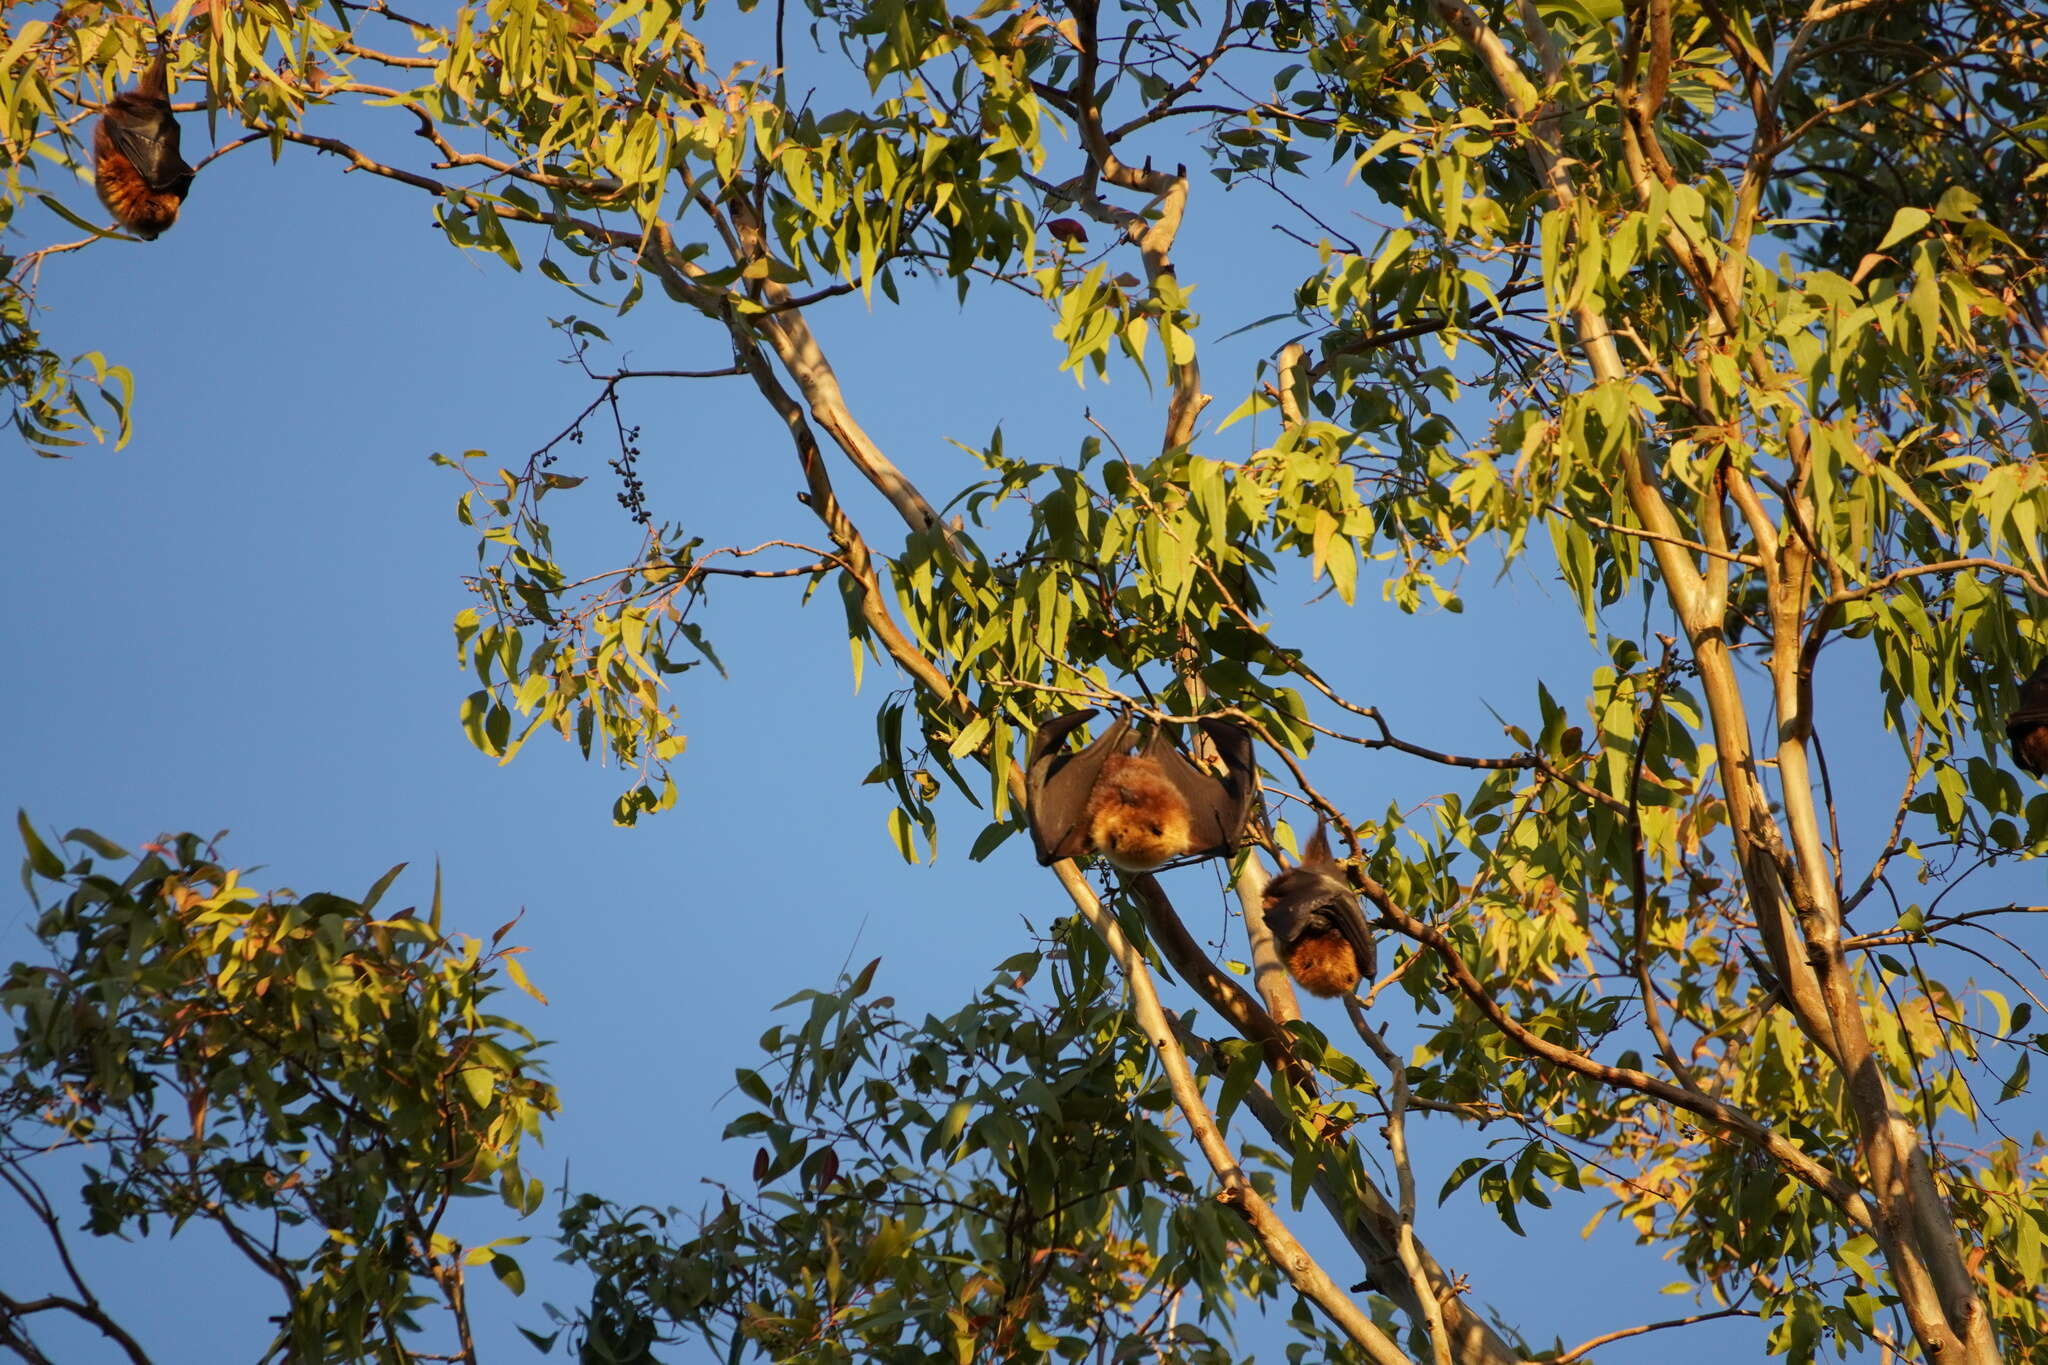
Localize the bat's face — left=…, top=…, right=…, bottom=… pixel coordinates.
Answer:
left=1282, top=933, right=1361, bottom=998
left=1082, top=755, right=1195, bottom=871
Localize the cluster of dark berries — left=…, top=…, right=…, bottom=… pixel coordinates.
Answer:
left=610, top=423, right=650, bottom=524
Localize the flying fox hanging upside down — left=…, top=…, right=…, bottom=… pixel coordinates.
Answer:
left=1026, top=708, right=1257, bottom=871
left=2008, top=660, right=2048, bottom=777
left=94, top=37, right=193, bottom=240
left=1261, top=822, right=1375, bottom=998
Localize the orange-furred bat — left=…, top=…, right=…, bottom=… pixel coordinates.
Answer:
left=2007, top=660, right=2048, bottom=776
left=94, top=40, right=192, bottom=240
left=1261, top=823, right=1374, bottom=998
left=1027, top=708, right=1256, bottom=871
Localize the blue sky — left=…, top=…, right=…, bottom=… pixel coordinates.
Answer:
left=2, top=7, right=2042, bottom=1361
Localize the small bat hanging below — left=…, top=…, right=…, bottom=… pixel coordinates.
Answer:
left=1262, top=822, right=1375, bottom=998
left=2007, top=660, right=2048, bottom=777
left=94, top=37, right=193, bottom=240
left=1027, top=708, right=1257, bottom=871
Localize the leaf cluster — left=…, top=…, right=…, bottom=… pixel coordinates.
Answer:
left=538, top=935, right=1280, bottom=1363
left=2, top=820, right=557, bottom=1363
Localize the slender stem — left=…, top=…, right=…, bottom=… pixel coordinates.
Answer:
left=1349, top=1001, right=1451, bottom=1365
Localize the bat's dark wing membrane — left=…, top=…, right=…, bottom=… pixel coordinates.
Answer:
left=103, top=96, right=190, bottom=193
left=1196, top=718, right=1258, bottom=847
left=2006, top=663, right=2048, bottom=734
left=1027, top=709, right=1122, bottom=865
left=1324, top=885, right=1375, bottom=981
left=1259, top=874, right=1319, bottom=943
left=1262, top=865, right=1375, bottom=980
left=1141, top=717, right=1256, bottom=858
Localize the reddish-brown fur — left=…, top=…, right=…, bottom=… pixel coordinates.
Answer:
left=1082, top=754, right=1196, bottom=871
left=2017, top=725, right=2048, bottom=777
left=1284, top=934, right=1361, bottom=998
left=93, top=114, right=184, bottom=239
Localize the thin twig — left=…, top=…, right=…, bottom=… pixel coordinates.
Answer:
left=1348, top=1000, right=1452, bottom=1365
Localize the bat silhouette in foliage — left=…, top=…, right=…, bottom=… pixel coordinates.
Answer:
left=2008, top=660, right=2048, bottom=777
left=1262, top=822, right=1375, bottom=998
left=94, top=38, right=192, bottom=240
left=1027, top=708, right=1256, bottom=871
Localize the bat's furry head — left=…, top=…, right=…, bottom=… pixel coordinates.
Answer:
left=1282, top=933, right=1365, bottom=998
left=2006, top=661, right=2048, bottom=776
left=1084, top=753, right=1199, bottom=871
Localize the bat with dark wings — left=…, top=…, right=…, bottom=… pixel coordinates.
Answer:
left=94, top=37, right=193, bottom=239
left=1026, top=708, right=1257, bottom=871
left=1261, top=822, right=1375, bottom=998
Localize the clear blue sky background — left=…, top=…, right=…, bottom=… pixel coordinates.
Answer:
left=2, top=6, right=2041, bottom=1360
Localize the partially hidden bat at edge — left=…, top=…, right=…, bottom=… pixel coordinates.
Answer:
left=1261, top=822, right=1375, bottom=998
left=1026, top=707, right=1257, bottom=871
left=2008, top=659, right=2048, bottom=777
left=94, top=36, right=193, bottom=240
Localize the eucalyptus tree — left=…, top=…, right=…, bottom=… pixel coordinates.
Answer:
left=2, top=0, right=2045, bottom=1361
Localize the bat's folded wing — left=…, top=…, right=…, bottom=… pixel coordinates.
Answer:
left=1259, top=881, right=1317, bottom=945
left=1262, top=866, right=1375, bottom=980
left=104, top=104, right=188, bottom=191
left=1324, top=890, right=1376, bottom=981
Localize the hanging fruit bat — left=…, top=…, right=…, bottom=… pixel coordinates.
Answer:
left=1261, top=823, right=1375, bottom=998
left=1027, top=708, right=1256, bottom=871
left=94, top=38, right=193, bottom=240
left=2007, top=660, right=2048, bottom=776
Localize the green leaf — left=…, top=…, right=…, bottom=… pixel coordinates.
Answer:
left=490, top=1252, right=527, bottom=1294
left=887, top=807, right=922, bottom=864
left=1999, top=1053, right=2030, bottom=1103
left=458, top=1068, right=494, bottom=1108
left=1875, top=207, right=1932, bottom=252
left=17, top=811, right=63, bottom=880
left=1439, top=1156, right=1490, bottom=1203
left=62, top=827, right=130, bottom=860
left=359, top=863, right=409, bottom=916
